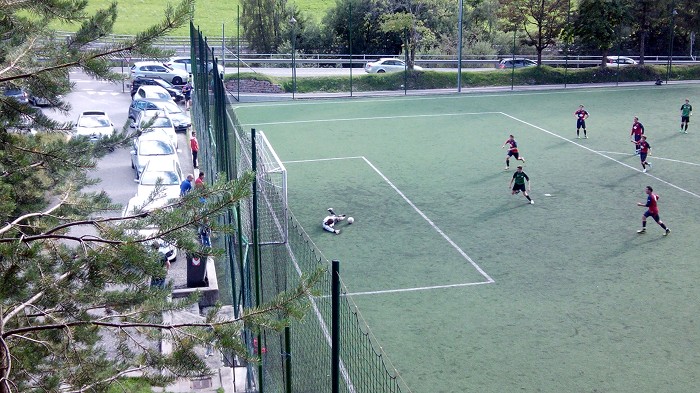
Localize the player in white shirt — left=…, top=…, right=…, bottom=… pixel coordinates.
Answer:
left=322, top=208, right=346, bottom=234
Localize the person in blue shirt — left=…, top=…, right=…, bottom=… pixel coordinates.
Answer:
left=180, top=174, right=194, bottom=197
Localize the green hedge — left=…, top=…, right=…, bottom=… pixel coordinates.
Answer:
left=225, top=64, right=700, bottom=93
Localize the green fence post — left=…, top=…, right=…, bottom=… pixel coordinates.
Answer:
left=332, top=260, right=340, bottom=393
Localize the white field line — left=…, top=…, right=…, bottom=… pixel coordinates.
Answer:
left=283, top=156, right=364, bottom=164
left=245, top=111, right=501, bottom=126
left=361, top=156, right=494, bottom=284
left=596, top=150, right=700, bottom=167
left=284, top=156, right=495, bottom=295
left=501, top=112, right=700, bottom=200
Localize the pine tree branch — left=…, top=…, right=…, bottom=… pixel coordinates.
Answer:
left=3, top=279, right=315, bottom=338
left=62, top=366, right=148, bottom=393
left=0, top=191, right=71, bottom=235
left=0, top=0, right=194, bottom=84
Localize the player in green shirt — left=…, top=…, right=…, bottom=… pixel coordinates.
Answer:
left=509, top=165, right=534, bottom=204
left=680, top=99, right=692, bottom=134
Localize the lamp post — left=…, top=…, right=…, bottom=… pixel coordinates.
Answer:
left=289, top=16, right=297, bottom=99
left=666, top=8, right=677, bottom=84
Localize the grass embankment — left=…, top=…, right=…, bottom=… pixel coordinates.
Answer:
left=225, top=65, right=700, bottom=93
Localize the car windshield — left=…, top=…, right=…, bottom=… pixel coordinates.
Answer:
left=161, top=102, right=182, bottom=115
left=155, top=80, right=174, bottom=89
left=140, top=170, right=180, bottom=185
left=139, top=140, right=174, bottom=155
left=145, top=91, right=170, bottom=100
left=78, top=116, right=110, bottom=128
left=141, top=117, right=172, bottom=128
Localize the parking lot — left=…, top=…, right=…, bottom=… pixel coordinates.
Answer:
left=51, top=68, right=194, bottom=214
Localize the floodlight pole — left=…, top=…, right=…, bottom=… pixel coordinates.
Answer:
left=511, top=28, right=516, bottom=91
left=289, top=16, right=297, bottom=99
left=666, top=8, right=677, bottom=84
left=457, top=0, right=464, bottom=92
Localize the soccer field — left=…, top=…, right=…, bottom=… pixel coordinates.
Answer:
left=233, top=84, right=700, bottom=393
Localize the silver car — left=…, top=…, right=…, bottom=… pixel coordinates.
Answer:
left=364, top=58, right=424, bottom=73
left=74, top=110, right=115, bottom=141
left=138, top=98, right=191, bottom=132
left=130, top=130, right=178, bottom=179
left=130, top=61, right=188, bottom=85
left=133, top=110, right=178, bottom=149
left=496, top=58, right=538, bottom=69
left=133, top=85, right=173, bottom=101
left=136, top=158, right=183, bottom=201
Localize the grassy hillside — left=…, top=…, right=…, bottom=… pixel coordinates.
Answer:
left=55, top=0, right=335, bottom=37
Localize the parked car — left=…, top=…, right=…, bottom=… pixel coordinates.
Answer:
left=606, top=56, right=637, bottom=66
left=122, top=194, right=177, bottom=264
left=133, top=85, right=173, bottom=102
left=130, top=130, right=178, bottom=179
left=133, top=109, right=178, bottom=149
left=136, top=158, right=183, bottom=201
left=496, top=58, right=538, bottom=69
left=130, top=77, right=184, bottom=102
left=364, top=58, right=423, bottom=73
left=73, top=110, right=115, bottom=142
left=133, top=98, right=191, bottom=132
left=164, top=56, right=214, bottom=73
left=3, top=87, right=29, bottom=104
left=29, top=94, right=53, bottom=106
left=130, top=61, right=188, bottom=85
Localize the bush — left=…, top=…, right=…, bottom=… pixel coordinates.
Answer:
left=226, top=64, right=700, bottom=93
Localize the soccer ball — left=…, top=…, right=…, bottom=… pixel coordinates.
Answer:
left=347, top=217, right=354, bottom=224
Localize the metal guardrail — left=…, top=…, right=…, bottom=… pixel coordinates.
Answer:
left=55, top=32, right=699, bottom=69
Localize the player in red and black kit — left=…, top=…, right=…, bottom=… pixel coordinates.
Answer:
left=629, top=116, right=645, bottom=154
left=637, top=185, right=670, bottom=235
left=501, top=134, right=525, bottom=170
left=574, top=104, right=589, bottom=139
left=638, top=135, right=652, bottom=173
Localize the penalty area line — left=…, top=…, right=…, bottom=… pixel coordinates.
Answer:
left=283, top=156, right=364, bottom=164
left=344, top=280, right=492, bottom=297
left=595, top=151, right=700, bottom=167
left=361, top=156, right=495, bottom=284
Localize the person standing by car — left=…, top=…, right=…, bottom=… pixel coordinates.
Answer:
left=574, top=104, right=589, bottom=139
left=680, top=99, right=692, bottom=134
left=190, top=131, right=199, bottom=169
left=182, top=79, right=193, bottom=110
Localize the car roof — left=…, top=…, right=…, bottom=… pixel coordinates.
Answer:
left=138, top=85, right=169, bottom=91
left=133, top=61, right=167, bottom=66
left=139, top=109, right=168, bottom=117
left=137, top=129, right=173, bottom=141
left=80, top=110, right=108, bottom=116
left=143, top=157, right=179, bottom=171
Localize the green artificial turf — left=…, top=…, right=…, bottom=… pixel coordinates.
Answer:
left=233, top=84, right=700, bottom=393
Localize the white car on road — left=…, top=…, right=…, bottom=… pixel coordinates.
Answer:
left=364, top=58, right=423, bottom=73
left=73, top=110, right=115, bottom=142
left=130, top=61, right=188, bottom=85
